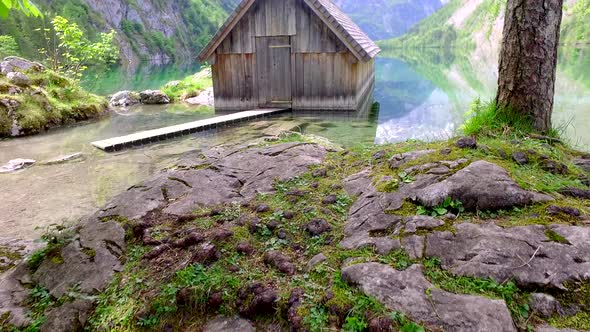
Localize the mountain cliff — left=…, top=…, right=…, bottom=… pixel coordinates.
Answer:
left=0, top=0, right=239, bottom=68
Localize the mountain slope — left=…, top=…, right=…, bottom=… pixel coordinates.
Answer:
left=379, top=0, right=589, bottom=51
left=0, top=0, right=239, bottom=68
left=333, top=0, right=444, bottom=40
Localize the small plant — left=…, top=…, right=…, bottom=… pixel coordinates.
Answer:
left=306, top=306, right=329, bottom=332
left=342, top=315, right=368, bottom=332
left=390, top=312, right=425, bottom=332
left=417, top=197, right=464, bottom=217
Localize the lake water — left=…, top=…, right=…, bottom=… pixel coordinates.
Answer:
left=1, top=48, right=589, bottom=251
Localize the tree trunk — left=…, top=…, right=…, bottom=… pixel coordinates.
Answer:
left=496, top=0, right=564, bottom=133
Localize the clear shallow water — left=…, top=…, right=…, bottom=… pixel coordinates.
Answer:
left=1, top=49, right=589, bottom=249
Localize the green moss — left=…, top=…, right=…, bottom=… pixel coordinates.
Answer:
left=81, top=247, right=97, bottom=258
left=545, top=229, right=571, bottom=244
left=161, top=67, right=213, bottom=102
left=549, top=311, right=590, bottom=330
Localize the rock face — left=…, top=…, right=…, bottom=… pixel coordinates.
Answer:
left=342, top=263, right=516, bottom=332
left=109, top=91, right=140, bottom=107
left=32, top=220, right=126, bottom=298
left=139, top=90, right=170, bottom=104
left=425, top=223, right=590, bottom=289
left=0, top=159, right=35, bottom=173
left=414, top=160, right=553, bottom=210
left=203, top=316, right=255, bottom=332
left=0, top=265, right=32, bottom=327
left=6, top=72, right=30, bottom=86
left=97, top=143, right=326, bottom=221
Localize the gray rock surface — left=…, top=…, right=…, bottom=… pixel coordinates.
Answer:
left=0, top=56, right=44, bottom=75
left=139, top=90, right=170, bottom=104
left=203, top=316, right=255, bottom=332
left=7, top=72, right=30, bottom=86
left=185, top=87, right=214, bottom=106
left=574, top=157, right=590, bottom=173
left=97, top=143, right=326, bottom=221
left=109, top=90, right=140, bottom=107
left=39, top=299, right=94, bottom=332
left=33, top=220, right=126, bottom=298
left=402, top=235, right=424, bottom=259
left=425, top=223, right=590, bottom=289
left=342, top=263, right=516, bottom=332
left=529, top=293, right=560, bottom=318
left=389, top=149, right=435, bottom=169
left=306, top=253, right=327, bottom=272
left=0, top=265, right=32, bottom=327
left=0, top=159, right=35, bottom=173
left=404, top=216, right=445, bottom=234
left=414, top=160, right=553, bottom=210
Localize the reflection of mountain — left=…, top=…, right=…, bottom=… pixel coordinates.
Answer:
left=377, top=46, right=590, bottom=150
left=333, top=0, right=444, bottom=40
left=373, top=57, right=464, bottom=143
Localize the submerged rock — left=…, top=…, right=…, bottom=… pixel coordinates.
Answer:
left=414, top=160, right=553, bottom=211
left=0, top=159, right=35, bottom=173
left=109, top=90, right=140, bottom=107
left=342, top=263, right=516, bottom=332
left=139, top=90, right=170, bottom=104
left=41, top=153, right=83, bottom=165
left=425, top=223, right=590, bottom=289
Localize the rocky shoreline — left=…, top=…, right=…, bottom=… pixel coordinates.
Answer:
left=1, top=134, right=590, bottom=331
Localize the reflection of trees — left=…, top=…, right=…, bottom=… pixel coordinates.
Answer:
left=374, top=57, right=437, bottom=121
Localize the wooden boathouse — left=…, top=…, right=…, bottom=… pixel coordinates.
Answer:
left=198, top=0, right=381, bottom=112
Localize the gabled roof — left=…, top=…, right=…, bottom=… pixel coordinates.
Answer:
left=197, top=0, right=381, bottom=63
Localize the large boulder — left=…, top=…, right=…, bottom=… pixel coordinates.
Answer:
left=425, top=223, right=590, bottom=289
left=109, top=90, right=140, bottom=107
left=342, top=263, right=516, bottom=332
left=0, top=56, right=44, bottom=75
left=185, top=87, right=214, bottom=107
left=6, top=72, right=30, bottom=86
left=96, top=143, right=327, bottom=221
left=139, top=90, right=170, bottom=104
left=414, top=160, right=553, bottom=210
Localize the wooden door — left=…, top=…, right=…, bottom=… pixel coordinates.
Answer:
left=256, top=36, right=292, bottom=108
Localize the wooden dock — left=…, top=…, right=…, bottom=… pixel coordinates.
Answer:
left=91, top=109, right=289, bottom=151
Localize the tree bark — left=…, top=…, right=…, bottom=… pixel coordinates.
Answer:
left=496, top=0, right=564, bottom=133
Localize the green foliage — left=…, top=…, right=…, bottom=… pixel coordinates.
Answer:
left=40, top=15, right=118, bottom=79
left=461, top=99, right=543, bottom=137
left=161, top=66, right=213, bottom=102
left=417, top=197, right=464, bottom=217
left=0, top=34, right=19, bottom=58
left=390, top=312, right=425, bottom=332
left=0, top=0, right=41, bottom=18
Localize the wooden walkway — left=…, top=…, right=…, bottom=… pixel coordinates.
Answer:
left=91, top=109, right=288, bottom=151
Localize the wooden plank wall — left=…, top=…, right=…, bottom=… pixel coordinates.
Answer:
left=212, top=0, right=375, bottom=111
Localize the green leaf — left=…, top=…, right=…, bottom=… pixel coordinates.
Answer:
left=0, top=1, right=10, bottom=18
left=435, top=207, right=448, bottom=216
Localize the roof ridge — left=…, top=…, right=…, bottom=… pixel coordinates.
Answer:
left=197, top=0, right=380, bottom=62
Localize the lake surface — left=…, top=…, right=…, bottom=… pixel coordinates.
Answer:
left=1, top=48, right=589, bottom=251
